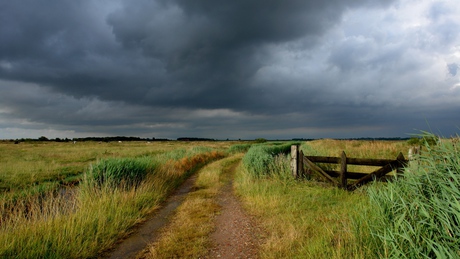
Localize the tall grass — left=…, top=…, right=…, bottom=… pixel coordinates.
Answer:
left=302, top=139, right=409, bottom=158
left=359, top=134, right=460, bottom=258
left=242, top=142, right=295, bottom=178
left=228, top=143, right=252, bottom=154
left=88, top=157, right=157, bottom=188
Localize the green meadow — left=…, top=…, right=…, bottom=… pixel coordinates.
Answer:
left=0, top=140, right=228, bottom=258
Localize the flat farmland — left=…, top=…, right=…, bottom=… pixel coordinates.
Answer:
left=0, top=140, right=231, bottom=193
left=1, top=136, right=458, bottom=258
left=0, top=140, right=231, bottom=258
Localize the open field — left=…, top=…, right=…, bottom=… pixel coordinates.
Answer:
left=0, top=140, right=232, bottom=193
left=0, top=140, right=230, bottom=258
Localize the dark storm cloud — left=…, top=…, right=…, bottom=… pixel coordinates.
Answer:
left=1, top=0, right=395, bottom=111
left=105, top=0, right=395, bottom=110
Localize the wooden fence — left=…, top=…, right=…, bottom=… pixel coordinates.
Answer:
left=290, top=145, right=409, bottom=190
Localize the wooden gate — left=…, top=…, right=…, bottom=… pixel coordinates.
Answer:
left=290, top=145, right=408, bottom=190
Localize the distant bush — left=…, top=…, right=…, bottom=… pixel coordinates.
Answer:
left=254, top=138, right=267, bottom=143
left=365, top=133, right=460, bottom=258
left=407, top=132, right=439, bottom=146
left=242, top=143, right=296, bottom=177
left=88, top=157, right=157, bottom=188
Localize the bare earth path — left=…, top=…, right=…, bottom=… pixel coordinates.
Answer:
left=102, top=159, right=262, bottom=259
left=205, top=162, right=262, bottom=259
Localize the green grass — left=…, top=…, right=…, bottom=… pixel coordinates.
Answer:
left=236, top=154, right=369, bottom=258
left=360, top=134, right=460, bottom=258
left=242, top=142, right=296, bottom=178
left=237, top=136, right=460, bottom=258
left=228, top=143, right=253, bottom=154
left=0, top=142, right=227, bottom=258
left=4, top=137, right=456, bottom=258
left=88, top=157, right=158, bottom=188
left=0, top=141, right=233, bottom=194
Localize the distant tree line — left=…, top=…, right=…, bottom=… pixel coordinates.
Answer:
left=72, top=136, right=169, bottom=142
left=8, top=136, right=169, bottom=143
left=4, top=136, right=413, bottom=144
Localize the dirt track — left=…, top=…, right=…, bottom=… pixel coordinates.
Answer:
left=102, top=174, right=198, bottom=259
left=205, top=162, right=261, bottom=258
left=102, top=159, right=262, bottom=259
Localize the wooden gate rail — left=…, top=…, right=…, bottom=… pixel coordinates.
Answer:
left=291, top=145, right=408, bottom=190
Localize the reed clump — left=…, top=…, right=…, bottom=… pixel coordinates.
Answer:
left=361, top=133, right=460, bottom=258
left=88, top=157, right=157, bottom=188
left=242, top=142, right=296, bottom=178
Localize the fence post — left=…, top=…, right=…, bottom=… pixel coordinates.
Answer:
left=408, top=145, right=421, bottom=168
left=396, top=152, right=406, bottom=176
left=299, top=150, right=305, bottom=178
left=340, top=151, right=347, bottom=189
left=291, top=145, right=299, bottom=178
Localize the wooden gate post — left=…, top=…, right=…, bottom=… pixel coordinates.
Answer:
left=408, top=146, right=421, bottom=169
left=340, top=151, right=348, bottom=189
left=291, top=145, right=299, bottom=178
left=396, top=152, right=406, bottom=176
left=298, top=150, right=305, bottom=178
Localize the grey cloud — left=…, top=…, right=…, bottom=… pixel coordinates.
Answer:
left=428, top=2, right=450, bottom=22
left=448, top=63, right=458, bottom=76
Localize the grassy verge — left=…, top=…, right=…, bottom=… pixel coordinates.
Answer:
left=0, top=148, right=225, bottom=258
left=235, top=153, right=369, bottom=258
left=145, top=155, right=242, bottom=258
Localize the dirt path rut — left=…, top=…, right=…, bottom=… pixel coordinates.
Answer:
left=205, top=163, right=261, bottom=258
left=102, top=174, right=198, bottom=259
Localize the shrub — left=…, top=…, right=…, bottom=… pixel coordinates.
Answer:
left=88, top=157, right=156, bottom=188
left=242, top=142, right=296, bottom=177
left=407, top=132, right=439, bottom=147
left=254, top=138, right=267, bottom=143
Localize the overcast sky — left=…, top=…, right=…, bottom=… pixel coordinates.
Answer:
left=1, top=0, right=459, bottom=140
